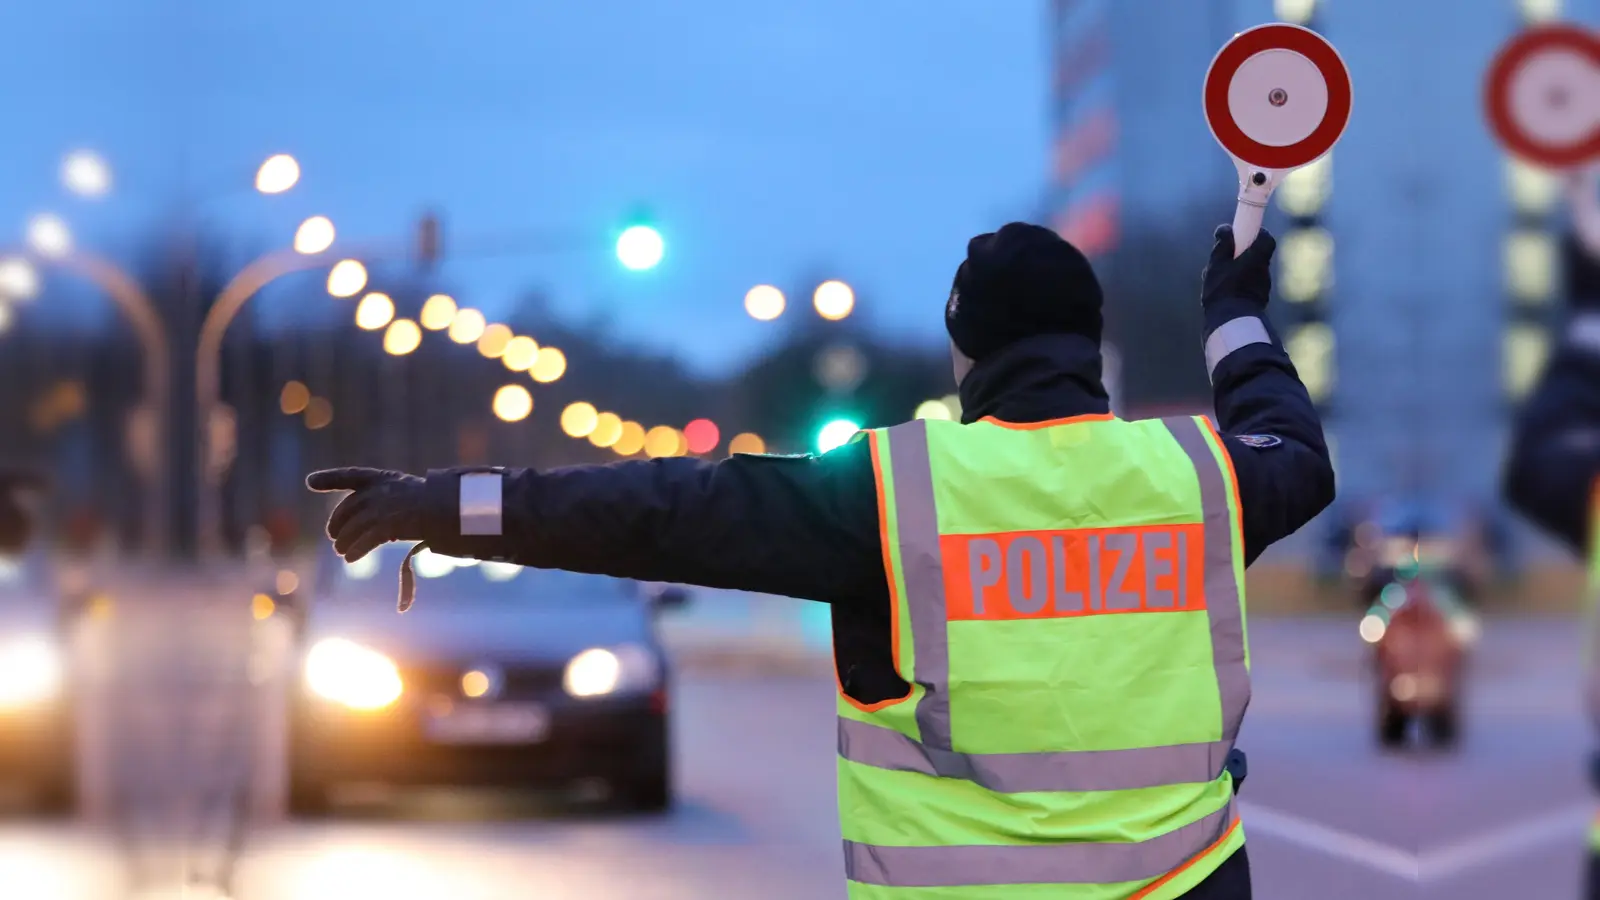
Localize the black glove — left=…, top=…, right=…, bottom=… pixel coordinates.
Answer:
left=1564, top=233, right=1600, bottom=311
left=1199, top=225, right=1277, bottom=330
left=307, top=467, right=446, bottom=612
left=0, top=469, right=45, bottom=554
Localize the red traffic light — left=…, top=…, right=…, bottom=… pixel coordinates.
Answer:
left=684, top=419, right=720, bottom=455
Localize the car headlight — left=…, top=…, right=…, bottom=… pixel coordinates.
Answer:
left=0, top=635, right=62, bottom=708
left=304, top=638, right=403, bottom=710
left=563, top=644, right=660, bottom=698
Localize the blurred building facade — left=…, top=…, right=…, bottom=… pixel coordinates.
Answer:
left=1049, top=0, right=1598, bottom=563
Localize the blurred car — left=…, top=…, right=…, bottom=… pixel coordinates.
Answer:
left=0, top=550, right=75, bottom=813
left=287, top=544, right=688, bottom=815
left=1359, top=571, right=1475, bottom=750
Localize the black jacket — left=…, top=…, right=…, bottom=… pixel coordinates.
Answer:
left=1503, top=325, right=1600, bottom=557
left=427, top=329, right=1335, bottom=705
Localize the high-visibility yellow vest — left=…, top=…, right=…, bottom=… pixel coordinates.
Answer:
left=837, top=414, right=1251, bottom=899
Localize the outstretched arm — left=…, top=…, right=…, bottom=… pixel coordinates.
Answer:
left=419, top=443, right=886, bottom=606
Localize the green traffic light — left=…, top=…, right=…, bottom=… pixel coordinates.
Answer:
left=616, top=225, right=664, bottom=271
left=816, top=418, right=862, bottom=454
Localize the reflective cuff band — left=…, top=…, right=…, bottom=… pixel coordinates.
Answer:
left=1571, top=315, right=1600, bottom=356
left=458, top=473, right=503, bottom=536
left=1204, top=316, right=1272, bottom=379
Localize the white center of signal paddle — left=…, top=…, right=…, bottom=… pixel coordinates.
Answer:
left=1227, top=49, right=1329, bottom=147
left=1509, top=48, right=1600, bottom=146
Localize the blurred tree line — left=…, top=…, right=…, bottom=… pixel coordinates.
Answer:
left=0, top=214, right=1241, bottom=558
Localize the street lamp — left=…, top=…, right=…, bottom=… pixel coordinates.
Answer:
left=0, top=257, right=39, bottom=299
left=728, top=433, right=766, bottom=455
left=476, top=323, right=513, bottom=359
left=561, top=402, right=599, bottom=438
left=448, top=308, right=487, bottom=344
left=492, top=384, right=533, bottom=422
left=61, top=151, right=111, bottom=198
left=501, top=335, right=537, bottom=371
left=26, top=214, right=72, bottom=260
left=383, top=319, right=423, bottom=356
left=744, top=285, right=785, bottom=321
left=255, top=154, right=300, bottom=194
left=355, top=293, right=396, bottom=330
left=293, top=216, right=336, bottom=255
left=326, top=259, right=367, bottom=297
left=419, top=294, right=456, bottom=330
left=814, top=280, right=855, bottom=320
left=530, top=347, right=567, bottom=383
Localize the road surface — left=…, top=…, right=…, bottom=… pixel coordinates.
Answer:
left=1, top=590, right=1590, bottom=899
left=231, top=617, right=1592, bottom=900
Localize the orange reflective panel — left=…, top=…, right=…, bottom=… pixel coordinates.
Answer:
left=942, top=525, right=1207, bottom=620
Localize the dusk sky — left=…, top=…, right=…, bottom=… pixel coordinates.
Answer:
left=2, top=1, right=1050, bottom=378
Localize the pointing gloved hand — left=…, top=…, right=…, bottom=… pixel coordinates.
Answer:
left=1563, top=232, right=1600, bottom=310
left=1199, top=224, right=1277, bottom=327
left=307, top=467, right=446, bottom=612
left=0, top=468, right=46, bottom=554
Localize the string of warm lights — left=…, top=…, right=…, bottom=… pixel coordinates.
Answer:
left=323, top=275, right=765, bottom=458
left=278, top=380, right=334, bottom=430
left=555, top=401, right=767, bottom=459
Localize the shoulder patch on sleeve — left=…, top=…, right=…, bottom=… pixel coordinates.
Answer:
left=1235, top=433, right=1283, bottom=449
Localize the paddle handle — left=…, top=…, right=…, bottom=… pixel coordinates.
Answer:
left=1231, top=199, right=1267, bottom=258
left=1231, top=164, right=1277, bottom=258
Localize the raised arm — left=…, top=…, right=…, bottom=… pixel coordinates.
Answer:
left=1196, top=225, right=1336, bottom=565
left=1502, top=236, right=1600, bottom=556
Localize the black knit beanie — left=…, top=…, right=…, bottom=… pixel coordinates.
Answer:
left=944, top=222, right=1104, bottom=362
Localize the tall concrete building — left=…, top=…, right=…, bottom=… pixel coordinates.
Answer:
left=1050, top=0, right=1593, bottom=556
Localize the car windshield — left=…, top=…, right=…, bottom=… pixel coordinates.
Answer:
left=327, top=546, right=635, bottom=606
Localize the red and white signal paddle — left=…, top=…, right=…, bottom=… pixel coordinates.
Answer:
left=1204, top=24, right=1352, bottom=257
left=1484, top=24, right=1600, bottom=253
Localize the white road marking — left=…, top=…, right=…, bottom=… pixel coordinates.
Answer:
left=1238, top=801, right=1419, bottom=880
left=1414, top=804, right=1591, bottom=882
left=1240, top=801, right=1594, bottom=883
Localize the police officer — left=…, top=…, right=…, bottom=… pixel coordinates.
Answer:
left=1502, top=233, right=1600, bottom=898
left=309, top=222, right=1334, bottom=899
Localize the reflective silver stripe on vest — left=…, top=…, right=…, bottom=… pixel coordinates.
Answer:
left=845, top=417, right=1250, bottom=790
left=885, top=419, right=956, bottom=751
left=1164, top=415, right=1252, bottom=742
left=838, top=717, right=1233, bottom=793
left=1204, top=316, right=1272, bottom=380
left=844, top=796, right=1238, bottom=887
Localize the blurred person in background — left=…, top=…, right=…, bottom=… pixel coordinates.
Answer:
left=0, top=469, right=43, bottom=554
left=309, top=222, right=1335, bottom=900
left=1502, top=233, right=1600, bottom=898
